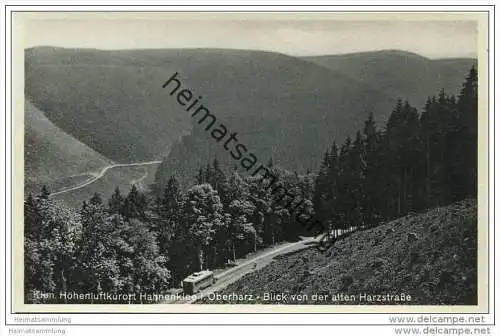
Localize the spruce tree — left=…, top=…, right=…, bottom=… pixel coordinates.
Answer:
left=456, top=66, right=478, bottom=197
left=108, top=187, right=123, bottom=215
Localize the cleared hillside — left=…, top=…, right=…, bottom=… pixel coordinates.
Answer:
left=199, top=199, right=477, bottom=305
left=24, top=99, right=112, bottom=195
left=304, top=50, right=477, bottom=110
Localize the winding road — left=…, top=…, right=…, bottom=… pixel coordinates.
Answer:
left=50, top=160, right=162, bottom=196
left=164, top=236, right=319, bottom=304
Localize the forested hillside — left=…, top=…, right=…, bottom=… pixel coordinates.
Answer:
left=25, top=47, right=474, bottom=193
left=26, top=46, right=394, bottom=167
left=155, top=51, right=476, bottom=190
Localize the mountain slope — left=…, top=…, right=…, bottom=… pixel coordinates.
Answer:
left=303, top=50, right=477, bottom=109
left=26, top=47, right=474, bottom=191
left=24, top=99, right=112, bottom=195
left=155, top=50, right=475, bottom=189
left=25, top=46, right=398, bottom=188
left=25, top=47, right=194, bottom=163
left=151, top=49, right=399, bottom=188
left=200, top=199, right=477, bottom=305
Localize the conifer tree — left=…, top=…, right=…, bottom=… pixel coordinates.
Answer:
left=108, top=187, right=123, bottom=215
left=456, top=66, right=478, bottom=197
left=157, top=176, right=182, bottom=256
left=122, top=185, right=147, bottom=219
left=312, top=150, right=331, bottom=225
left=362, top=113, right=382, bottom=226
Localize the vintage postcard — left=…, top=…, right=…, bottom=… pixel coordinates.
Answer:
left=10, top=10, right=490, bottom=316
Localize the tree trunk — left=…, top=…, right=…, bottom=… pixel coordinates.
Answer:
left=198, top=248, right=204, bottom=271
left=253, top=232, right=257, bottom=252
left=61, top=269, right=67, bottom=303
left=213, top=245, right=217, bottom=268
left=425, top=141, right=431, bottom=205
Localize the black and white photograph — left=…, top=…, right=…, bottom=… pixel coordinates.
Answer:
left=17, top=11, right=486, bottom=311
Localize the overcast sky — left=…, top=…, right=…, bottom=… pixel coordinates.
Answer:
left=22, top=16, right=478, bottom=59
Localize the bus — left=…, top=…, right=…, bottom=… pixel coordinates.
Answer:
left=182, top=270, right=216, bottom=295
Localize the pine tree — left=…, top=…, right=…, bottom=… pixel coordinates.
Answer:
left=312, top=150, right=331, bottom=225
left=39, top=185, right=50, bottom=200
left=108, top=187, right=123, bottom=215
left=421, top=91, right=459, bottom=206
left=384, top=100, right=421, bottom=217
left=325, top=142, right=339, bottom=228
left=89, top=192, right=103, bottom=206
left=24, top=193, right=40, bottom=240
left=195, top=167, right=205, bottom=184
left=211, top=158, right=229, bottom=207
left=362, top=112, right=382, bottom=226
left=122, top=185, right=147, bottom=219
left=348, top=131, right=366, bottom=229
left=456, top=66, right=478, bottom=197
left=157, top=176, right=182, bottom=256
left=336, top=136, right=352, bottom=233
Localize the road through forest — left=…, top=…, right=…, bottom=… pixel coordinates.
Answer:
left=164, top=236, right=319, bottom=304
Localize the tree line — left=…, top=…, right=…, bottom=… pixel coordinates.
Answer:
left=24, top=161, right=316, bottom=302
left=313, top=66, right=477, bottom=236
left=24, top=67, right=477, bottom=303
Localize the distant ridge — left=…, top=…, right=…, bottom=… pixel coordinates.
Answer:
left=303, top=49, right=477, bottom=109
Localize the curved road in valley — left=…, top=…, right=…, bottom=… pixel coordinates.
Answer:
left=50, top=160, right=162, bottom=196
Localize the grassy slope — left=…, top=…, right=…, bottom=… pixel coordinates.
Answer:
left=200, top=199, right=477, bottom=305
left=25, top=99, right=112, bottom=196
left=303, top=50, right=477, bottom=110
